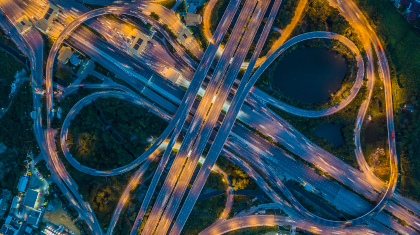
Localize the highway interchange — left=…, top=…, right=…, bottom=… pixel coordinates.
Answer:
left=1, top=0, right=420, bottom=234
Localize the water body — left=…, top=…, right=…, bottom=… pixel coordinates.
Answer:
left=313, top=123, right=344, bottom=147
left=271, top=47, right=348, bottom=103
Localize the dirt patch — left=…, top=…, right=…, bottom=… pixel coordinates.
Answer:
left=368, top=148, right=390, bottom=180
left=43, top=208, right=80, bottom=235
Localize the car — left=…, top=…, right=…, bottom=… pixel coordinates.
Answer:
left=28, top=172, right=31, bottom=175
left=36, top=172, right=41, bottom=177
left=8, top=31, right=12, bottom=36
left=41, top=179, right=45, bottom=181
left=80, top=84, right=84, bottom=87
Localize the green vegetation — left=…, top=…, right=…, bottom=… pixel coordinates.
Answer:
left=223, top=226, right=279, bottom=235
left=228, top=195, right=258, bottom=218
left=209, top=0, right=230, bottom=34
left=259, top=0, right=299, bottom=57
left=216, top=155, right=259, bottom=191
left=69, top=164, right=134, bottom=231
left=176, top=1, right=187, bottom=14
left=203, top=171, right=229, bottom=191
left=188, top=26, right=209, bottom=50
left=83, top=74, right=103, bottom=84
left=113, top=160, right=159, bottom=234
left=0, top=82, right=40, bottom=192
left=150, top=12, right=160, bottom=21
left=259, top=31, right=281, bottom=58
left=165, top=40, right=176, bottom=54
left=67, top=97, right=167, bottom=170
left=181, top=194, right=227, bottom=235
left=361, top=50, right=389, bottom=182
left=157, top=0, right=177, bottom=9
left=353, top=0, right=420, bottom=199
left=83, top=3, right=104, bottom=10
left=48, top=183, right=79, bottom=219
left=0, top=29, right=20, bottom=51
left=55, top=67, right=73, bottom=84
left=275, top=0, right=300, bottom=29
left=181, top=170, right=228, bottom=234
left=94, top=62, right=112, bottom=77
left=56, top=87, right=110, bottom=128
left=182, top=45, right=201, bottom=63
left=124, top=15, right=153, bottom=31
left=0, top=49, right=27, bottom=108
left=41, top=34, right=55, bottom=70
left=36, top=160, right=51, bottom=178
left=163, top=24, right=178, bottom=41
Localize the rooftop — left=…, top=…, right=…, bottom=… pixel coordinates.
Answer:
left=185, top=13, right=202, bottom=26
left=35, top=2, right=59, bottom=33
left=177, top=28, right=193, bottom=45
left=14, top=15, right=32, bottom=34
left=23, top=189, right=38, bottom=209
left=57, top=47, right=73, bottom=64
left=128, top=30, right=150, bottom=57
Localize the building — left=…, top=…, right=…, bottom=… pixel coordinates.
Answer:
left=69, top=54, right=81, bottom=66
left=11, top=197, right=19, bottom=209
left=76, top=58, right=91, bottom=75
left=14, top=15, right=32, bottom=34
left=17, top=176, right=28, bottom=192
left=57, top=47, right=73, bottom=64
left=128, top=30, right=150, bottom=56
left=177, top=28, right=193, bottom=45
left=184, top=13, right=202, bottom=26
left=23, top=227, right=32, bottom=235
left=35, top=2, right=59, bottom=34
left=23, top=189, right=38, bottom=209
left=1, top=216, right=21, bottom=235
left=164, top=67, right=181, bottom=83
left=26, top=210, right=41, bottom=225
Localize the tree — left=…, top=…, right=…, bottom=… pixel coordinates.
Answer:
left=55, top=67, right=73, bottom=84
left=150, top=12, right=160, bottom=21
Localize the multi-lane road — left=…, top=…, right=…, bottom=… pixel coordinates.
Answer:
left=3, top=0, right=419, bottom=234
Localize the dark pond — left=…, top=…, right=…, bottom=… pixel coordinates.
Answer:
left=271, top=47, right=348, bottom=103
left=313, top=123, right=344, bottom=147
